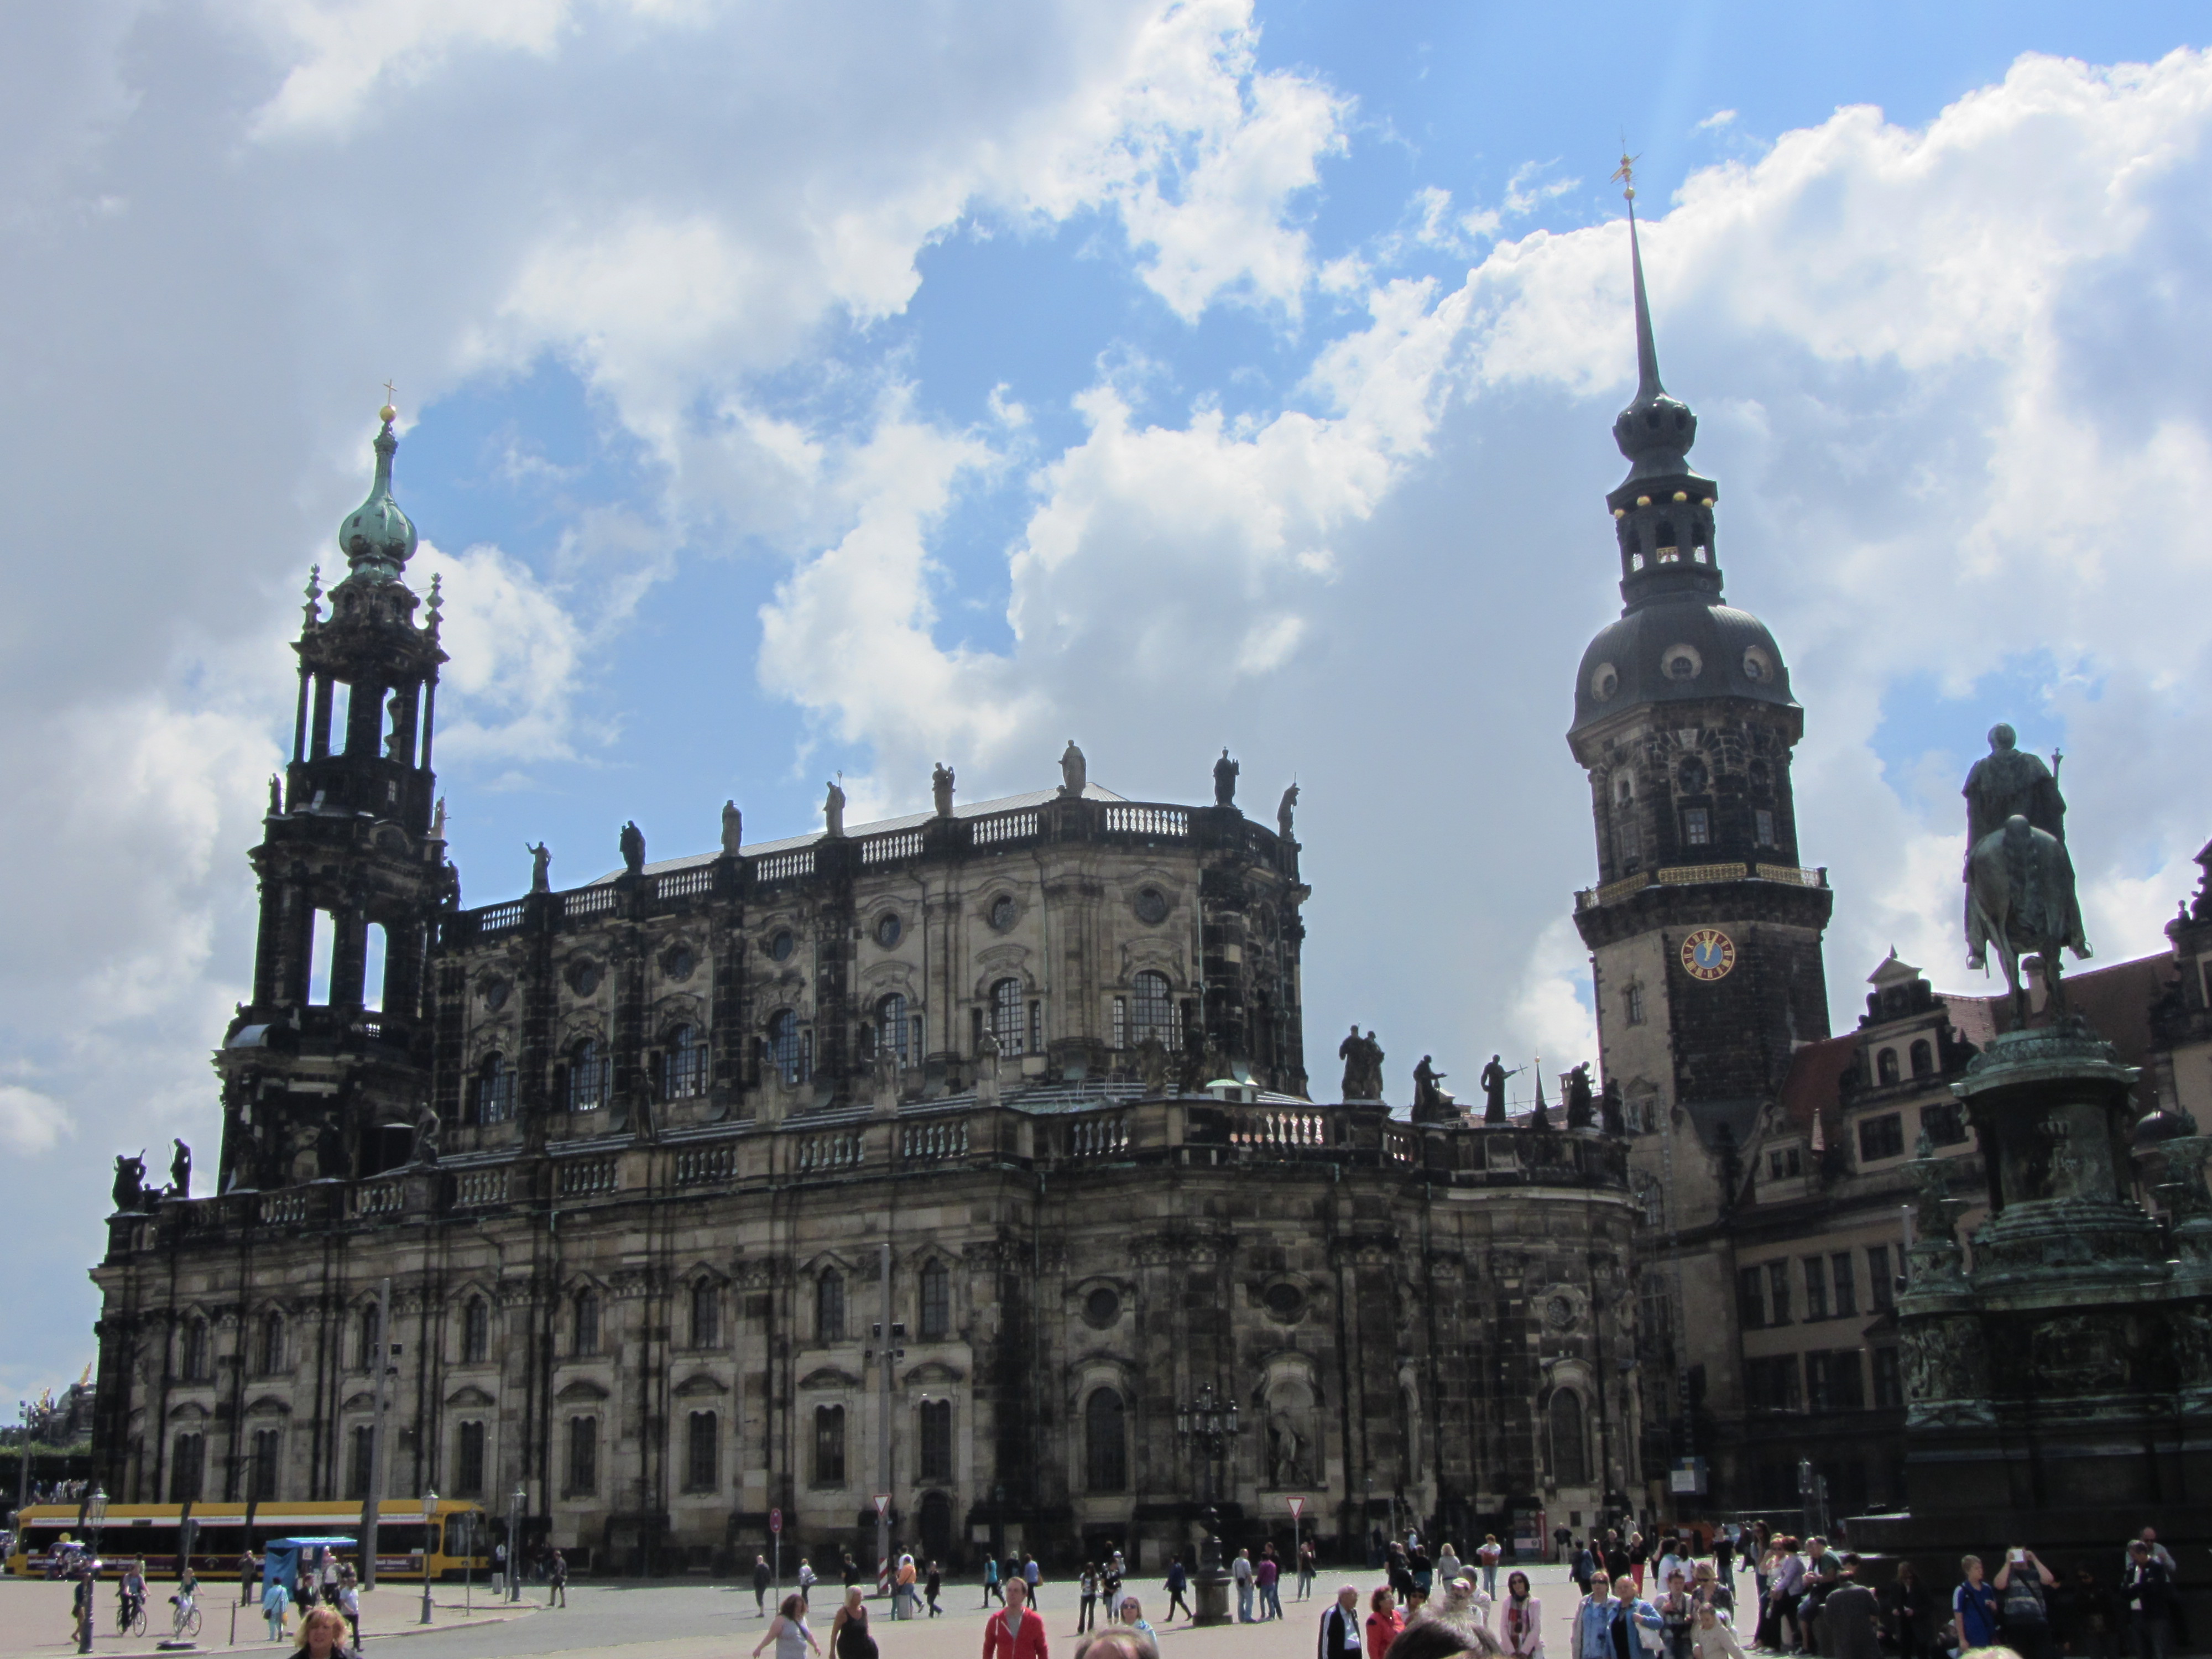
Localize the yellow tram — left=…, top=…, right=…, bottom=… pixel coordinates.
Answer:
left=7, top=1498, right=490, bottom=1580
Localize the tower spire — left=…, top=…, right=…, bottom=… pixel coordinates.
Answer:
left=1614, top=150, right=1665, bottom=405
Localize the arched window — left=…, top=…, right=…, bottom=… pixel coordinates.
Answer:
left=767, top=1010, right=806, bottom=1084
left=565, top=1416, right=598, bottom=1496
left=572, top=1288, right=600, bottom=1358
left=181, top=1317, right=211, bottom=1382
left=663, top=1025, right=707, bottom=1099
left=462, top=1297, right=490, bottom=1364
left=877, top=994, right=911, bottom=1067
left=685, top=1411, right=718, bottom=1493
left=1085, top=1388, right=1127, bottom=1493
left=1877, top=1048, right=1901, bottom=1087
left=1910, top=1039, right=1934, bottom=1081
left=919, top=1260, right=950, bottom=1341
left=690, top=1280, right=719, bottom=1349
left=990, top=978, right=1025, bottom=1056
left=567, top=1039, right=607, bottom=1112
left=813, top=1405, right=846, bottom=1486
left=1548, top=1389, right=1588, bottom=1487
left=355, top=1306, right=380, bottom=1371
left=919, top=1398, right=953, bottom=1482
left=1131, top=971, right=1180, bottom=1050
left=817, top=1270, right=846, bottom=1343
left=472, top=1053, right=515, bottom=1124
left=259, top=1311, right=285, bottom=1375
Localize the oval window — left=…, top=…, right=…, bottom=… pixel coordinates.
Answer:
left=769, top=929, right=795, bottom=963
left=483, top=979, right=510, bottom=1011
left=1084, top=1287, right=1120, bottom=1327
left=1134, top=888, right=1168, bottom=925
left=1661, top=645, right=1702, bottom=680
left=1264, top=1283, right=1305, bottom=1321
left=570, top=962, right=601, bottom=997
left=989, top=895, right=1018, bottom=931
left=1743, top=646, right=1773, bottom=683
left=875, top=913, right=902, bottom=948
left=667, top=946, right=696, bottom=980
left=1590, top=662, right=1619, bottom=702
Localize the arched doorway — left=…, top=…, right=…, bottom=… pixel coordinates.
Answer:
left=919, top=1489, right=953, bottom=1564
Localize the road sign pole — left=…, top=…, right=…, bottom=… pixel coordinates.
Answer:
left=771, top=1508, right=782, bottom=1608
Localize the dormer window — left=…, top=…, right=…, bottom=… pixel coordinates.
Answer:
left=1755, top=809, right=1776, bottom=847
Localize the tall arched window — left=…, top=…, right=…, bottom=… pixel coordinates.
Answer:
left=813, top=1405, right=846, bottom=1486
left=572, top=1288, right=600, bottom=1358
left=1877, top=1048, right=1901, bottom=1087
left=567, top=1039, right=607, bottom=1112
left=877, top=994, right=911, bottom=1066
left=472, top=1053, right=514, bottom=1124
left=1085, top=1388, right=1127, bottom=1492
left=817, top=1270, right=846, bottom=1343
left=1548, top=1388, right=1588, bottom=1487
left=686, top=1411, right=718, bottom=1493
left=919, top=1399, right=953, bottom=1482
left=990, top=978, right=1025, bottom=1056
left=690, top=1280, right=719, bottom=1349
left=663, top=1025, right=707, bottom=1098
left=767, top=1010, right=806, bottom=1084
left=181, top=1317, right=211, bottom=1382
left=1131, top=971, right=1180, bottom=1048
left=919, top=1260, right=950, bottom=1340
left=355, top=1306, right=380, bottom=1371
left=462, top=1297, right=490, bottom=1364
left=259, top=1311, right=285, bottom=1375
left=1910, top=1039, right=1934, bottom=1080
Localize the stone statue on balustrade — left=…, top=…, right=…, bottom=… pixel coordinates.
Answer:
left=169, top=1138, right=192, bottom=1199
left=1060, top=740, right=1087, bottom=797
left=932, top=762, right=955, bottom=818
left=1277, top=782, right=1298, bottom=840
left=1135, top=1035, right=1171, bottom=1098
left=1962, top=723, right=2090, bottom=1024
left=1214, top=748, right=1239, bottom=807
left=1338, top=1026, right=1385, bottom=1102
left=412, top=1105, right=442, bottom=1167
left=1600, top=1078, right=1627, bottom=1136
left=823, top=779, right=846, bottom=839
left=111, top=1152, right=148, bottom=1213
left=1411, top=1056, right=1455, bottom=1123
left=619, top=820, right=645, bottom=877
left=721, top=800, right=743, bottom=857
left=528, top=841, right=551, bottom=893
left=1564, top=1063, right=1595, bottom=1130
left=1479, top=1056, right=1517, bottom=1125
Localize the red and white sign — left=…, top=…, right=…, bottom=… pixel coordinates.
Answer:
left=1287, top=1498, right=1305, bottom=1520
left=874, top=1495, right=891, bottom=1518
left=769, top=1508, right=782, bottom=1535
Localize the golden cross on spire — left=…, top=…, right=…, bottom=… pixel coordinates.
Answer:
left=383, top=378, right=398, bottom=405
left=1610, top=147, right=1640, bottom=204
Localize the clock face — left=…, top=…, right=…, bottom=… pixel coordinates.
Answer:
left=1681, top=927, right=1736, bottom=982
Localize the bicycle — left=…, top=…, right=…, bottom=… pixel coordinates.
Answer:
left=122, top=1596, right=148, bottom=1638
left=170, top=1601, right=203, bottom=1641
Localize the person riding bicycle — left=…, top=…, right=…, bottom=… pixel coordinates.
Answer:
left=171, top=1567, right=201, bottom=1637
left=120, top=1558, right=148, bottom=1631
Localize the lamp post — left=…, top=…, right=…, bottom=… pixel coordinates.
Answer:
left=508, top=1484, right=526, bottom=1603
left=419, top=1491, right=437, bottom=1625
left=1172, top=1385, right=1238, bottom=1625
left=77, top=1486, right=108, bottom=1653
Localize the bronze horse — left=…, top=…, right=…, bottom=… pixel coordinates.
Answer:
left=1965, top=813, right=2091, bottom=1026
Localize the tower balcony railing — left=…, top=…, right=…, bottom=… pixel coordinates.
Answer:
left=1576, top=860, right=1828, bottom=910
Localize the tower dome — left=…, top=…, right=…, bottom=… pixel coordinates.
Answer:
left=337, top=408, right=418, bottom=581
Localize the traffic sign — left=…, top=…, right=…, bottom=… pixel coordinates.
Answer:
left=770, top=1508, right=782, bottom=1534
left=1287, top=1497, right=1305, bottom=1519
left=874, top=1494, right=891, bottom=1517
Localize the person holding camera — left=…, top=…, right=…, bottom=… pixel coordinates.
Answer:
left=1995, top=1546, right=2058, bottom=1659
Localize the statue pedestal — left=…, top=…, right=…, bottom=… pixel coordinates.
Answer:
left=1192, top=1570, right=1232, bottom=1626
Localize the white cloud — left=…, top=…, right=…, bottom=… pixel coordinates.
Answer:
left=0, top=1086, right=67, bottom=1155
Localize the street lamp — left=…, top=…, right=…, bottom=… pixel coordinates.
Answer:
left=77, top=1486, right=108, bottom=1654
left=419, top=1491, right=437, bottom=1625
left=508, top=1484, right=526, bottom=1603
left=1173, top=1385, right=1240, bottom=1625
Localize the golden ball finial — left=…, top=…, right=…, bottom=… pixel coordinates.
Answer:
left=379, top=403, right=398, bottom=425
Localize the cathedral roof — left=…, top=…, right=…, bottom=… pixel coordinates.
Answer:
left=587, top=782, right=1130, bottom=885
left=1570, top=594, right=1797, bottom=735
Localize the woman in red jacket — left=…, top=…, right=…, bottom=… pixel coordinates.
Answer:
left=983, top=1577, right=1049, bottom=1659
left=1369, top=1585, right=1406, bottom=1659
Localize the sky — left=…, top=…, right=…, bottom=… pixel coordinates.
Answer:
left=5, top=0, right=2212, bottom=1397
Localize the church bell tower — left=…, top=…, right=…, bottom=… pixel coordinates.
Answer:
left=216, top=404, right=454, bottom=1191
left=1568, top=189, right=1833, bottom=1189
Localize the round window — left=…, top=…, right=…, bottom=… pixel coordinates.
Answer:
left=1743, top=646, right=1773, bottom=683
left=875, top=912, right=902, bottom=948
left=483, top=979, right=510, bottom=1012
left=568, top=961, right=601, bottom=997
left=1544, top=1294, right=1577, bottom=1333
left=1263, top=1283, right=1305, bottom=1322
left=769, top=929, right=795, bottom=963
left=1662, top=644, right=1702, bottom=680
left=1134, top=888, right=1168, bottom=925
left=989, top=895, right=1018, bottom=931
left=1590, top=662, right=1619, bottom=702
left=667, top=946, right=696, bottom=980
left=1678, top=757, right=1709, bottom=795
left=1084, top=1287, right=1120, bottom=1327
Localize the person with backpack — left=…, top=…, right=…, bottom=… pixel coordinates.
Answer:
left=1953, top=1556, right=2001, bottom=1656
left=1995, top=1547, right=2057, bottom=1659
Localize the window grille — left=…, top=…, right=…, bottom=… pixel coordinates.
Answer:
left=813, top=1405, right=846, bottom=1486
left=919, top=1260, right=950, bottom=1341
left=686, top=1411, right=717, bottom=1493
left=567, top=1040, right=607, bottom=1111
left=877, top=994, right=911, bottom=1066
left=260, top=1311, right=285, bottom=1375
left=462, top=1297, right=489, bottom=1364
left=767, top=1011, right=805, bottom=1084
left=572, top=1290, right=600, bottom=1357
left=919, top=1399, right=953, bottom=1483
left=1682, top=807, right=1711, bottom=847
left=566, top=1417, right=597, bottom=1496
left=663, top=1025, right=707, bottom=1099
left=691, top=1281, right=719, bottom=1349
left=817, top=1271, right=846, bottom=1343
left=456, top=1421, right=486, bottom=1496
left=990, top=979, right=1025, bottom=1056
left=473, top=1053, right=515, bottom=1124
left=1131, top=972, right=1180, bottom=1050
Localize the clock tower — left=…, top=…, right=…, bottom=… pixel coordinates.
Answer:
left=1568, top=192, right=1833, bottom=1204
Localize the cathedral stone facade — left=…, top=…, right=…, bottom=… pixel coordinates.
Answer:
left=87, top=400, right=1647, bottom=1571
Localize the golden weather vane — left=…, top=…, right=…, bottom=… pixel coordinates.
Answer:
left=1610, top=144, right=1641, bottom=204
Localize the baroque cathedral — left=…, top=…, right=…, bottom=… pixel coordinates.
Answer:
left=93, top=196, right=2212, bottom=1571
